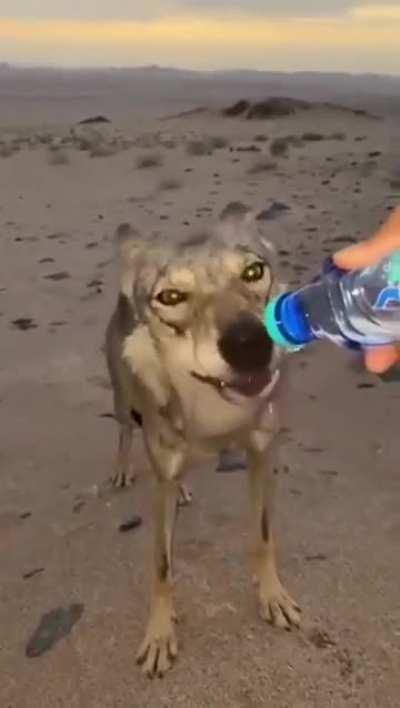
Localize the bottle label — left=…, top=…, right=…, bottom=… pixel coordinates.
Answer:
left=374, top=251, right=400, bottom=310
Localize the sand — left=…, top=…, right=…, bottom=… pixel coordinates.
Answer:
left=1, top=71, right=400, bottom=707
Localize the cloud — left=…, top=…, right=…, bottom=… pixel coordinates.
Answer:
left=0, top=1, right=367, bottom=21
left=0, top=1, right=399, bottom=73
left=1, top=11, right=399, bottom=74
left=351, top=4, right=400, bottom=20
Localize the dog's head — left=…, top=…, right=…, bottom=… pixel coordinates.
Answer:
left=118, top=204, right=284, bottom=406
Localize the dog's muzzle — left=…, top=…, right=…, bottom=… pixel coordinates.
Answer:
left=218, top=311, right=273, bottom=370
left=192, top=312, right=275, bottom=399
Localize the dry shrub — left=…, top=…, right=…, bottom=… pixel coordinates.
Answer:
left=186, top=140, right=212, bottom=156
left=270, top=137, right=291, bottom=157
left=90, top=143, right=119, bottom=158
left=248, top=160, right=277, bottom=175
left=223, top=100, right=251, bottom=117
left=0, top=144, right=15, bottom=158
left=301, top=132, right=326, bottom=142
left=159, top=177, right=182, bottom=191
left=208, top=135, right=229, bottom=150
left=48, top=149, right=70, bottom=165
left=136, top=151, right=163, bottom=168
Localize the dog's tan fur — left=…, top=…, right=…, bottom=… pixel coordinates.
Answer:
left=105, top=205, right=300, bottom=677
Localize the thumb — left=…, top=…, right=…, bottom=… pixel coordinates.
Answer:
left=365, top=345, right=400, bottom=373
left=334, top=208, right=400, bottom=270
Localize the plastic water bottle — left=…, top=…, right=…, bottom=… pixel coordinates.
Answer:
left=264, top=252, right=400, bottom=351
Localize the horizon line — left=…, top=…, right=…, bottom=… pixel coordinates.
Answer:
left=1, top=62, right=400, bottom=79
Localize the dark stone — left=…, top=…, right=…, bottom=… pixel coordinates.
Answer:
left=236, top=145, right=261, bottom=153
left=73, top=500, right=85, bottom=514
left=44, top=271, right=70, bottom=281
left=12, top=318, right=37, bottom=331
left=87, top=279, right=103, bottom=288
left=20, top=511, right=32, bottom=519
left=257, top=201, right=290, bottom=221
left=23, top=568, right=45, bottom=580
left=26, top=604, right=84, bottom=658
left=78, top=115, right=111, bottom=125
left=119, top=515, right=143, bottom=533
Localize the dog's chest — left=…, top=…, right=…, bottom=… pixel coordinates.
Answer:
left=168, top=375, right=264, bottom=442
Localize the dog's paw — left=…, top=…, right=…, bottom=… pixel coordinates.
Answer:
left=110, top=468, right=136, bottom=489
left=258, top=581, right=301, bottom=630
left=178, top=483, right=192, bottom=507
left=136, top=602, right=178, bottom=678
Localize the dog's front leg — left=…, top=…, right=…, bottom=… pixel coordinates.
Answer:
left=111, top=422, right=135, bottom=488
left=246, top=436, right=301, bottom=630
left=136, top=431, right=186, bottom=677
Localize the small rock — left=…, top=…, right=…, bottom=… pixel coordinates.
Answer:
left=23, top=568, right=45, bottom=580
left=12, top=318, right=37, bottom=331
left=26, top=604, right=84, bottom=658
left=44, top=271, right=70, bottom=281
left=119, top=515, right=143, bottom=533
left=257, top=201, right=291, bottom=221
left=78, top=115, right=111, bottom=125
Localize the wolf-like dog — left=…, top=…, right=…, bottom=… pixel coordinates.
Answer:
left=105, top=203, right=300, bottom=677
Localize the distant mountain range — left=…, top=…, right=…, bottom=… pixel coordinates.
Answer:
left=1, top=63, right=400, bottom=123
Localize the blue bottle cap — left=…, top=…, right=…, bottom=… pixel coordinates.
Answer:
left=264, top=292, right=317, bottom=350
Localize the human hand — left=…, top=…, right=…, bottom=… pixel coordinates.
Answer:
left=334, top=208, right=400, bottom=374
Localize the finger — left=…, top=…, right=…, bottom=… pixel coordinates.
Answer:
left=334, top=209, right=400, bottom=270
left=365, top=346, right=400, bottom=373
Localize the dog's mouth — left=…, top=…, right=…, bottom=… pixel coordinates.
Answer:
left=191, top=368, right=272, bottom=398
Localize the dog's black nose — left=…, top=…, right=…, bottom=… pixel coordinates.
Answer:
left=218, top=313, right=273, bottom=372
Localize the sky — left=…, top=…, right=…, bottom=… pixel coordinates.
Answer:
left=1, top=2, right=400, bottom=74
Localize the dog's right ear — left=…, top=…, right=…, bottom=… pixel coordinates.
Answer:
left=115, top=222, right=144, bottom=299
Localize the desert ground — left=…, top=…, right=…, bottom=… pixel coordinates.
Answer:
left=1, top=69, right=400, bottom=707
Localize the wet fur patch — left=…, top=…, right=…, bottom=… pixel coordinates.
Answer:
left=131, top=409, right=143, bottom=427
left=159, top=552, right=169, bottom=581
left=261, top=508, right=270, bottom=543
left=116, top=293, right=137, bottom=337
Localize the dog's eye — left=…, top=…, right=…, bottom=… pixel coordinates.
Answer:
left=156, top=289, right=188, bottom=306
left=241, top=262, right=265, bottom=283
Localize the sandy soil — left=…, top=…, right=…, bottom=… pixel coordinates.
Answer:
left=1, top=90, right=400, bottom=707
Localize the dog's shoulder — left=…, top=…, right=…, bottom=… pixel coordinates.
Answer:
left=122, top=321, right=172, bottom=411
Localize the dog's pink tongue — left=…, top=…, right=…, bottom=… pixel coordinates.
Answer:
left=231, top=370, right=271, bottom=397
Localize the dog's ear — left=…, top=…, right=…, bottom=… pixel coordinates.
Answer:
left=257, top=234, right=277, bottom=269
left=219, top=201, right=253, bottom=223
left=217, top=201, right=258, bottom=242
left=115, top=222, right=145, bottom=299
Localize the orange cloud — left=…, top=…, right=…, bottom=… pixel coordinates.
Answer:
left=0, top=12, right=399, bottom=71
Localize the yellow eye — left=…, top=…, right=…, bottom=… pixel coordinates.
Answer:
left=156, top=289, right=188, bottom=306
left=241, top=262, right=265, bottom=283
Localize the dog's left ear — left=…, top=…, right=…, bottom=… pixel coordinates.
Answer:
left=217, top=201, right=258, bottom=241
left=115, top=222, right=143, bottom=298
